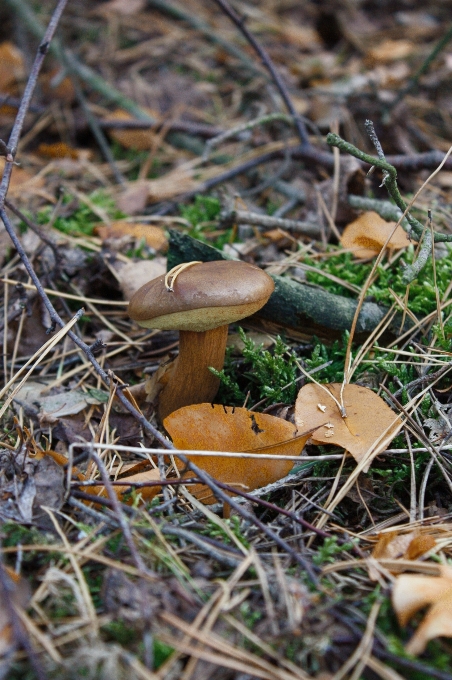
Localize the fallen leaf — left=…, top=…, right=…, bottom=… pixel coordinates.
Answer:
left=117, top=165, right=198, bottom=213
left=392, top=565, right=452, bottom=655
left=372, top=530, right=436, bottom=561
left=164, top=404, right=309, bottom=503
left=341, top=211, right=409, bottom=258
left=14, top=382, right=106, bottom=424
left=40, top=67, right=76, bottom=105
left=0, top=449, right=65, bottom=524
left=116, top=257, right=167, bottom=301
left=0, top=566, right=30, bottom=669
left=294, top=383, right=402, bottom=468
left=107, top=108, right=160, bottom=150
left=116, top=179, right=150, bottom=214
left=367, top=40, right=414, bottom=64
left=36, top=142, right=89, bottom=160
left=35, top=449, right=161, bottom=504
left=0, top=42, right=24, bottom=91
left=95, top=221, right=168, bottom=251
left=0, top=159, right=44, bottom=197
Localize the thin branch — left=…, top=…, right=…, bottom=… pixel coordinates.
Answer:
left=212, top=0, right=311, bottom=149
left=0, top=0, right=70, bottom=208
left=327, top=131, right=452, bottom=283
left=88, top=451, right=153, bottom=576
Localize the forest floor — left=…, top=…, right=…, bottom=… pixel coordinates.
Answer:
left=1, top=0, right=452, bottom=678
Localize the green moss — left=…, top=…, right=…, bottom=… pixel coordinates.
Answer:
left=33, top=190, right=125, bottom=237
left=153, top=639, right=175, bottom=668
left=211, top=328, right=299, bottom=407
left=304, top=245, right=452, bottom=317
left=179, top=195, right=234, bottom=248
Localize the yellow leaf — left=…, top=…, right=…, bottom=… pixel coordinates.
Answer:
left=294, top=383, right=402, bottom=468
left=341, top=211, right=409, bottom=258
left=164, top=403, right=309, bottom=503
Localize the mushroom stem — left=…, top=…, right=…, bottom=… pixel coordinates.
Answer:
left=158, top=325, right=228, bottom=421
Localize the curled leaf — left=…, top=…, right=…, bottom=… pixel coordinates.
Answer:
left=164, top=403, right=309, bottom=503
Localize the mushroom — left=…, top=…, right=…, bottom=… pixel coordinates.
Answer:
left=128, top=260, right=274, bottom=420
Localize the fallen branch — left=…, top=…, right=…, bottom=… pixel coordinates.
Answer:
left=167, top=230, right=412, bottom=339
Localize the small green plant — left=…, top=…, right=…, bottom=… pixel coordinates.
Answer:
left=211, top=328, right=299, bottom=406
left=201, top=515, right=249, bottom=548
left=153, top=639, right=175, bottom=668
left=312, top=536, right=356, bottom=565
left=304, top=334, right=351, bottom=384
left=179, top=195, right=233, bottom=248
left=34, top=190, right=125, bottom=237
left=432, top=316, right=452, bottom=351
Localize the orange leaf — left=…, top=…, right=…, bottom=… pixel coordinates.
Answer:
left=107, top=108, right=160, bottom=150
left=294, top=383, right=402, bottom=468
left=94, top=221, right=168, bottom=251
left=36, top=142, right=86, bottom=160
left=405, top=534, right=437, bottom=561
left=0, top=42, right=24, bottom=92
left=109, top=468, right=162, bottom=502
left=341, top=211, right=409, bottom=258
left=372, top=530, right=436, bottom=561
left=164, top=404, right=309, bottom=503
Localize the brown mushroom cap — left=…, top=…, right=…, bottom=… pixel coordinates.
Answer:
left=128, top=260, right=275, bottom=331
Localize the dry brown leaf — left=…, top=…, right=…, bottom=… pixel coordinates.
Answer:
left=0, top=159, right=44, bottom=197
left=117, top=167, right=198, bottom=213
left=372, top=531, right=436, bottom=561
left=107, top=108, right=160, bottom=150
left=116, top=257, right=167, bottom=301
left=0, top=42, right=24, bottom=91
left=294, top=383, right=402, bottom=468
left=36, top=142, right=89, bottom=160
left=40, top=68, right=76, bottom=105
left=367, top=39, right=414, bottom=64
left=341, top=211, right=409, bottom=258
left=0, top=566, right=30, bottom=662
left=94, top=221, right=168, bottom=251
left=392, top=565, right=452, bottom=655
left=164, top=404, right=309, bottom=503
left=146, top=166, right=198, bottom=203
left=108, top=468, right=162, bottom=502
left=36, top=449, right=161, bottom=503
